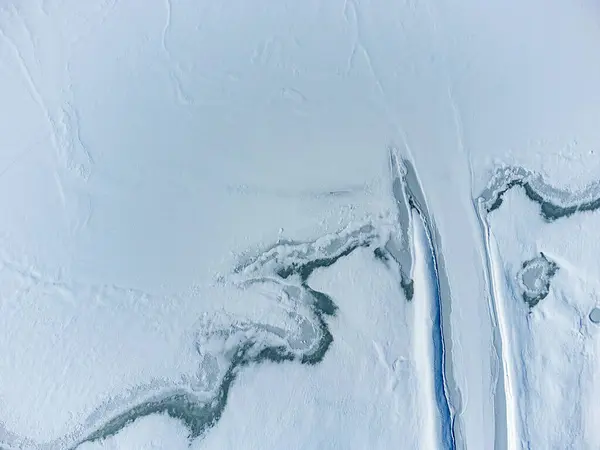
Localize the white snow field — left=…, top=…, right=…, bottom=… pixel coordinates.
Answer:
left=476, top=168, right=600, bottom=449
left=1, top=0, right=600, bottom=449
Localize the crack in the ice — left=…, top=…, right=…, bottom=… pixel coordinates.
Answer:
left=412, top=202, right=456, bottom=450
left=160, top=0, right=193, bottom=105
left=389, top=149, right=457, bottom=450
left=0, top=147, right=459, bottom=449
left=0, top=5, right=96, bottom=186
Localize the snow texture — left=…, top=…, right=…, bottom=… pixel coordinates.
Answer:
left=1, top=0, right=600, bottom=449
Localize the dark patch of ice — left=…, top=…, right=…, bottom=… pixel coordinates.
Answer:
left=517, top=253, right=559, bottom=308
left=480, top=166, right=600, bottom=222
left=71, top=228, right=375, bottom=448
left=388, top=148, right=457, bottom=450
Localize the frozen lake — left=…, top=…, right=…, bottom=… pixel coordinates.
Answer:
left=1, top=0, right=600, bottom=448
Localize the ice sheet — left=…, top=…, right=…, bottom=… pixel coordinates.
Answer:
left=2, top=0, right=600, bottom=448
left=477, top=169, right=600, bottom=449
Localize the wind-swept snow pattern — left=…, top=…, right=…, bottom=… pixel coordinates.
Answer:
left=476, top=166, right=600, bottom=449
left=70, top=224, right=383, bottom=448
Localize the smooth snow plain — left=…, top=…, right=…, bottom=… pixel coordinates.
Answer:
left=1, top=0, right=600, bottom=449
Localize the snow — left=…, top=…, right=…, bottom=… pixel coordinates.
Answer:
left=412, top=211, right=445, bottom=450
left=481, top=178, right=600, bottom=449
left=1, top=0, right=600, bottom=448
left=200, top=245, right=424, bottom=450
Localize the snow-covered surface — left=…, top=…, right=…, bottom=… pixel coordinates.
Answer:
left=481, top=181, right=600, bottom=449
left=1, top=0, right=600, bottom=448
